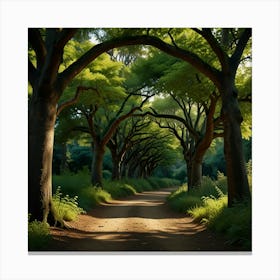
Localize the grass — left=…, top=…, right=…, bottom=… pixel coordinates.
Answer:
left=104, top=180, right=137, bottom=198
left=28, top=215, right=52, bottom=251
left=79, top=186, right=112, bottom=210
left=52, top=186, right=86, bottom=222
left=167, top=175, right=226, bottom=212
left=167, top=173, right=252, bottom=250
left=29, top=173, right=179, bottom=250
left=52, top=171, right=180, bottom=212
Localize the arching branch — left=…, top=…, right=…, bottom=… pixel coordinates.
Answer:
left=58, top=34, right=222, bottom=92
left=56, top=86, right=100, bottom=116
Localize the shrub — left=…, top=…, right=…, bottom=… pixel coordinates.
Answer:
left=79, top=186, right=112, bottom=210
left=188, top=196, right=252, bottom=250
left=167, top=184, right=204, bottom=212
left=187, top=195, right=228, bottom=224
left=208, top=199, right=252, bottom=249
left=167, top=174, right=251, bottom=250
left=53, top=170, right=90, bottom=197
left=158, top=177, right=181, bottom=188
left=28, top=216, right=52, bottom=250
left=104, top=180, right=136, bottom=198
left=121, top=178, right=153, bottom=192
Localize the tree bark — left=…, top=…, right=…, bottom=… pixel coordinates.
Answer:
left=190, top=159, right=203, bottom=189
left=221, top=76, right=251, bottom=206
left=91, top=142, right=106, bottom=187
left=28, top=94, right=57, bottom=222
left=111, top=153, right=122, bottom=180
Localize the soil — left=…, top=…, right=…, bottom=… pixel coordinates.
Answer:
left=47, top=187, right=244, bottom=252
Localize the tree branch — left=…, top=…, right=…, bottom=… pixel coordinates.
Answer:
left=168, top=28, right=179, bottom=48
left=101, top=94, right=153, bottom=146
left=56, top=86, right=100, bottom=116
left=28, top=28, right=46, bottom=69
left=58, top=34, right=222, bottom=92
left=56, top=28, right=78, bottom=49
left=192, top=28, right=228, bottom=71
left=230, top=28, right=252, bottom=72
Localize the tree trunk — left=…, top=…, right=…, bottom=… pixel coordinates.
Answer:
left=91, top=142, right=105, bottom=187
left=28, top=95, right=57, bottom=222
left=190, top=159, right=202, bottom=189
left=111, top=155, right=121, bottom=180
left=221, top=77, right=251, bottom=206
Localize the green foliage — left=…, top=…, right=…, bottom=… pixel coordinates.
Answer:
left=167, top=175, right=251, bottom=250
left=203, top=138, right=226, bottom=178
left=122, top=178, right=154, bottom=192
left=167, top=184, right=204, bottom=212
left=104, top=181, right=137, bottom=198
left=209, top=200, right=252, bottom=249
left=79, top=187, right=112, bottom=210
left=53, top=170, right=178, bottom=211
left=188, top=196, right=251, bottom=250
left=187, top=195, right=227, bottom=224
left=28, top=216, right=52, bottom=251
left=141, top=177, right=179, bottom=189
left=53, top=169, right=91, bottom=197
left=167, top=175, right=227, bottom=213
left=52, top=187, right=86, bottom=222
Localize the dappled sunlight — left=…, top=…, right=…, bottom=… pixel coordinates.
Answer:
left=49, top=188, right=241, bottom=251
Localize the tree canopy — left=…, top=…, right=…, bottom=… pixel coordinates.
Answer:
left=28, top=27, right=252, bottom=222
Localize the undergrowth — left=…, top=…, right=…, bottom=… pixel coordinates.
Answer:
left=167, top=175, right=227, bottom=212
left=28, top=215, right=52, bottom=251
left=52, top=172, right=179, bottom=212
left=52, top=186, right=86, bottom=222
left=167, top=172, right=252, bottom=250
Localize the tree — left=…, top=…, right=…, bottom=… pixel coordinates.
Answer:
left=28, top=27, right=251, bottom=221
left=144, top=92, right=222, bottom=188
left=121, top=124, right=177, bottom=178
left=107, top=117, right=152, bottom=180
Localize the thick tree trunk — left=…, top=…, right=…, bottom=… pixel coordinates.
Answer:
left=91, top=142, right=105, bottom=187
left=190, top=159, right=202, bottom=188
left=28, top=96, right=57, bottom=222
left=221, top=77, right=251, bottom=206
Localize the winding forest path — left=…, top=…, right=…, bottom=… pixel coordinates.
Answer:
left=48, top=187, right=241, bottom=251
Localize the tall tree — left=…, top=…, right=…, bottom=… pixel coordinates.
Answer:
left=144, top=92, right=222, bottom=189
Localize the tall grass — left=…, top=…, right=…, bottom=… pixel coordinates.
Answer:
left=52, top=187, right=86, bottom=222
left=28, top=215, right=52, bottom=251
left=167, top=175, right=227, bottom=212
left=167, top=172, right=252, bottom=250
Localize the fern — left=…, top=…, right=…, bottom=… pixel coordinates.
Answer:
left=52, top=186, right=86, bottom=223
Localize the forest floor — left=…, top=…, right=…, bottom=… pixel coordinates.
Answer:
left=47, top=187, right=244, bottom=252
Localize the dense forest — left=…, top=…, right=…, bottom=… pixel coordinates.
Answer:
left=28, top=28, right=252, bottom=250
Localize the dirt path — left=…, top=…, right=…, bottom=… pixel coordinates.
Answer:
left=48, top=187, right=241, bottom=251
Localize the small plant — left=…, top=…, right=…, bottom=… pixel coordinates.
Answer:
left=188, top=195, right=227, bottom=224
left=52, top=186, right=86, bottom=223
left=28, top=215, right=52, bottom=250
